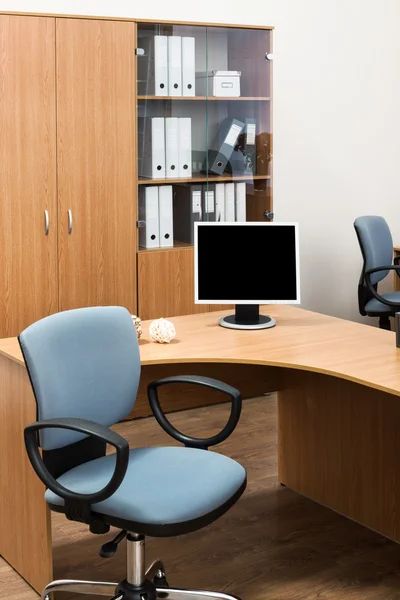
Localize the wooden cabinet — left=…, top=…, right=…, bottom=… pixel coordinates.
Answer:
left=0, top=13, right=272, bottom=335
left=56, top=18, right=137, bottom=312
left=0, top=15, right=58, bottom=337
left=0, top=15, right=137, bottom=337
left=136, top=22, right=273, bottom=320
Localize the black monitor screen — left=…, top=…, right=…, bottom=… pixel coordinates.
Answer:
left=194, top=222, right=300, bottom=304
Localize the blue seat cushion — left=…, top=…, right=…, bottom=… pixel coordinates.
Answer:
left=365, top=291, right=400, bottom=314
left=45, top=446, right=246, bottom=528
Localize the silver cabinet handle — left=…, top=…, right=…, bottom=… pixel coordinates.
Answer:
left=68, top=209, right=73, bottom=235
left=44, top=210, right=49, bottom=236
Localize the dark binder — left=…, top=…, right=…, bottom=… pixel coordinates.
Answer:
left=173, top=184, right=203, bottom=244
left=202, top=118, right=245, bottom=175
left=226, top=117, right=257, bottom=176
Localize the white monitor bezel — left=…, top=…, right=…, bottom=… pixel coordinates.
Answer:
left=194, top=221, right=301, bottom=305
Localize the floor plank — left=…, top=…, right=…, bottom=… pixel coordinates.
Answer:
left=2, top=394, right=400, bottom=599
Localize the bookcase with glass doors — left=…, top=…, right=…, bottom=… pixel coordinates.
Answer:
left=136, top=20, right=273, bottom=320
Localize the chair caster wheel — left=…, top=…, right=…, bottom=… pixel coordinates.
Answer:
left=154, top=573, right=169, bottom=598
left=154, top=575, right=169, bottom=588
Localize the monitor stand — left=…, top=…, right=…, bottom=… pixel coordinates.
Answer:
left=218, top=304, right=276, bottom=330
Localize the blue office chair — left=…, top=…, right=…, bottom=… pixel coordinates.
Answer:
left=19, top=306, right=246, bottom=600
left=354, top=215, right=400, bottom=329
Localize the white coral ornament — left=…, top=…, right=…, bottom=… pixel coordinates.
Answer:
left=149, top=318, right=176, bottom=343
left=131, top=315, right=142, bottom=338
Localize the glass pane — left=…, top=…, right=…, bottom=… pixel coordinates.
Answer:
left=136, top=23, right=273, bottom=250
left=203, top=26, right=273, bottom=223
left=137, top=22, right=208, bottom=247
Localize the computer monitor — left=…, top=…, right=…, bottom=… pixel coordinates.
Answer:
left=194, top=221, right=300, bottom=330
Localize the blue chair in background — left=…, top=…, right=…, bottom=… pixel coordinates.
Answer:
left=354, top=215, right=400, bottom=329
left=19, top=306, right=246, bottom=600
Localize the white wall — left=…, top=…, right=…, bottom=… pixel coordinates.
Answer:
left=3, top=0, right=400, bottom=323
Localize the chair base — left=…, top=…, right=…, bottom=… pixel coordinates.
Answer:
left=41, top=580, right=242, bottom=600
left=41, top=533, right=242, bottom=600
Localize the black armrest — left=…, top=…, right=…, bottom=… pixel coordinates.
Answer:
left=147, top=375, right=242, bottom=449
left=24, top=417, right=129, bottom=529
left=365, top=265, right=400, bottom=308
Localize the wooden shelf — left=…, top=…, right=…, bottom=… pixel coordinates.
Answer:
left=138, top=241, right=192, bottom=253
left=138, top=95, right=270, bottom=101
left=138, top=174, right=271, bottom=185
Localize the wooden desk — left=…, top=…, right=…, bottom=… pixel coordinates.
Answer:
left=394, top=246, right=400, bottom=291
left=2, top=305, right=400, bottom=593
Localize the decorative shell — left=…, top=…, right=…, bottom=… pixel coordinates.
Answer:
left=149, top=318, right=176, bottom=343
left=131, top=314, right=142, bottom=339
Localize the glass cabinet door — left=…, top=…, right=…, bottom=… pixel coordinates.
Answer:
left=204, top=26, right=272, bottom=223
left=136, top=22, right=272, bottom=319
left=137, top=22, right=207, bottom=252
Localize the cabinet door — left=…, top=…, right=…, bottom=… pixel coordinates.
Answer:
left=0, top=15, right=58, bottom=337
left=138, top=247, right=207, bottom=320
left=57, top=18, right=137, bottom=313
left=204, top=26, right=273, bottom=315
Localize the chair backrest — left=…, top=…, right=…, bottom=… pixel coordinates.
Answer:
left=18, top=306, right=141, bottom=451
left=354, top=215, right=394, bottom=287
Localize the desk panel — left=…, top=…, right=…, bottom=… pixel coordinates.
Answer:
left=278, top=369, right=399, bottom=540
left=132, top=363, right=282, bottom=419
left=0, top=354, right=52, bottom=592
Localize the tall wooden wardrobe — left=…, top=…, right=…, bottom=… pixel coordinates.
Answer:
left=0, top=15, right=137, bottom=338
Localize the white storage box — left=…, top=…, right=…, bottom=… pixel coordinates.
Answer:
left=195, top=70, right=241, bottom=97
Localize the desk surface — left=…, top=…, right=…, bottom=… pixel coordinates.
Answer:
left=1, top=304, right=400, bottom=397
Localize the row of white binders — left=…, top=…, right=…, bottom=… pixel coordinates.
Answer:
left=138, top=35, right=195, bottom=97
left=138, top=117, right=192, bottom=180
left=139, top=182, right=247, bottom=249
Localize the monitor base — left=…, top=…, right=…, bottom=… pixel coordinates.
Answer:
left=217, top=305, right=276, bottom=330
left=219, top=314, right=276, bottom=330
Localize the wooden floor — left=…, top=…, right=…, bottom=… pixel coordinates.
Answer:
left=2, top=394, right=400, bottom=599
